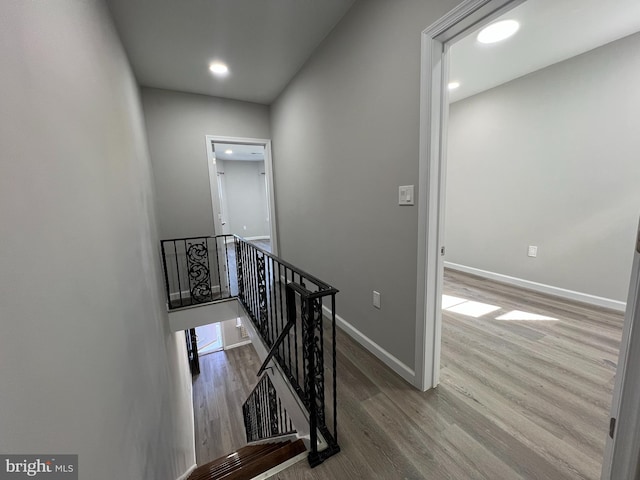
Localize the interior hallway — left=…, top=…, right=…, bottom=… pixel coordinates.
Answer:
left=192, top=270, right=622, bottom=479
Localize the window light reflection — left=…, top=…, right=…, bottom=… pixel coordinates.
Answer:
left=445, top=300, right=501, bottom=318
left=495, top=310, right=558, bottom=321
left=442, top=295, right=467, bottom=309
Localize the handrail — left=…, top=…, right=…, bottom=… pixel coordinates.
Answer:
left=159, top=234, right=340, bottom=466
left=162, top=234, right=336, bottom=291
left=256, top=319, right=295, bottom=377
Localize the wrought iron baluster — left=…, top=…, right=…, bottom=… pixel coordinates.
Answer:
left=268, top=376, right=278, bottom=436
left=185, top=239, right=213, bottom=304
left=224, top=237, right=231, bottom=297
left=332, top=293, right=338, bottom=444
left=257, top=253, right=269, bottom=341
left=213, top=237, right=222, bottom=300
left=302, top=294, right=317, bottom=462
left=175, top=241, right=183, bottom=307
left=268, top=257, right=275, bottom=345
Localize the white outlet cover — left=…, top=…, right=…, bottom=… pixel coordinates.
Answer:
left=528, top=245, right=538, bottom=257
left=373, top=291, right=381, bottom=309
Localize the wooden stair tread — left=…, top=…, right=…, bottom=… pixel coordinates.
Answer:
left=188, top=440, right=306, bottom=480
left=195, top=443, right=286, bottom=479
left=198, top=443, right=276, bottom=472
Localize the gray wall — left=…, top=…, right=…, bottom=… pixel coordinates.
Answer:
left=219, top=160, right=269, bottom=238
left=221, top=318, right=251, bottom=349
left=445, top=32, right=640, bottom=303
left=141, top=88, right=271, bottom=240
left=0, top=1, right=194, bottom=478
left=271, top=0, right=461, bottom=369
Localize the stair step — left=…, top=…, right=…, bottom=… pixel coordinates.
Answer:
left=188, top=440, right=306, bottom=480
left=197, top=443, right=286, bottom=479
left=195, top=443, right=277, bottom=474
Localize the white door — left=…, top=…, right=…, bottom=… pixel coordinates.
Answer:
left=602, top=219, right=640, bottom=479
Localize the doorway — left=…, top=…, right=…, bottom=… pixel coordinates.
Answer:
left=417, top=0, right=640, bottom=477
left=205, top=135, right=278, bottom=255
left=196, top=322, right=223, bottom=356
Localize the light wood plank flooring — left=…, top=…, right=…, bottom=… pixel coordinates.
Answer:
left=193, top=269, right=623, bottom=479
left=192, top=346, right=262, bottom=464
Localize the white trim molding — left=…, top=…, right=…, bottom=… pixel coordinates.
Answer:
left=321, top=305, right=415, bottom=385
left=169, top=286, right=222, bottom=301
left=416, top=0, right=528, bottom=392
left=223, top=339, right=252, bottom=350
left=176, top=464, right=197, bottom=480
left=445, top=262, right=626, bottom=312
left=204, top=135, right=279, bottom=256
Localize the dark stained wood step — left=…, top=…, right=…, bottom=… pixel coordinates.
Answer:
left=196, top=443, right=286, bottom=480
left=190, top=443, right=276, bottom=476
left=188, top=440, right=306, bottom=480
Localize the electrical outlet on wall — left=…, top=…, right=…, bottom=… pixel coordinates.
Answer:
left=528, top=245, right=538, bottom=257
left=373, top=291, right=381, bottom=309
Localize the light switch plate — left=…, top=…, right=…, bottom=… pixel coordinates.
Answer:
left=528, top=245, right=538, bottom=257
left=399, top=185, right=414, bottom=205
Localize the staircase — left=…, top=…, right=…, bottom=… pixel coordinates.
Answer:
left=161, top=234, right=340, bottom=474
left=187, top=440, right=306, bottom=480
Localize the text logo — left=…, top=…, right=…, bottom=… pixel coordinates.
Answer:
left=0, top=456, right=77, bottom=479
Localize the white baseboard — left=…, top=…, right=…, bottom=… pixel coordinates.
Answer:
left=445, top=262, right=626, bottom=312
left=223, top=339, right=252, bottom=350
left=169, top=285, right=222, bottom=301
left=176, top=463, right=197, bottom=480
left=248, top=451, right=307, bottom=480
left=321, top=305, right=416, bottom=385
left=244, top=235, right=271, bottom=241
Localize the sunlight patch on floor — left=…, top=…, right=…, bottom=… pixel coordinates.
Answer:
left=442, top=295, right=468, bottom=309
left=445, top=299, right=501, bottom=318
left=495, top=310, right=558, bottom=321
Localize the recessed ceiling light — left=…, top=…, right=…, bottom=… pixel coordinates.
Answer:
left=477, top=19, right=520, bottom=44
left=209, top=62, right=229, bottom=76
left=225, top=149, right=233, bottom=154
left=448, top=81, right=460, bottom=90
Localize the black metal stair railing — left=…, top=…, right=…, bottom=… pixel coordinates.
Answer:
left=159, top=234, right=340, bottom=467
left=242, top=373, right=296, bottom=443
left=160, top=235, right=236, bottom=310
left=234, top=237, right=340, bottom=467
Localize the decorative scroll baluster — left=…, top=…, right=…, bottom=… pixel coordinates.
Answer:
left=268, top=375, right=279, bottom=436
left=235, top=238, right=244, bottom=302
left=257, top=253, right=269, bottom=340
left=303, top=295, right=326, bottom=466
left=185, top=240, right=212, bottom=303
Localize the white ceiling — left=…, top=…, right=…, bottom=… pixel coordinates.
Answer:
left=214, top=143, right=264, bottom=162
left=106, top=0, right=356, bottom=105
left=449, top=0, right=640, bottom=103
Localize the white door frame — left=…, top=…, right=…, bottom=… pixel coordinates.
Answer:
left=417, top=2, right=640, bottom=478
left=415, top=0, right=525, bottom=392
left=204, top=135, right=279, bottom=255
left=602, top=221, right=640, bottom=479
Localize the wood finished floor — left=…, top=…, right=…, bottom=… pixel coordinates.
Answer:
left=192, top=346, right=262, bottom=464
left=192, top=269, right=623, bottom=479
